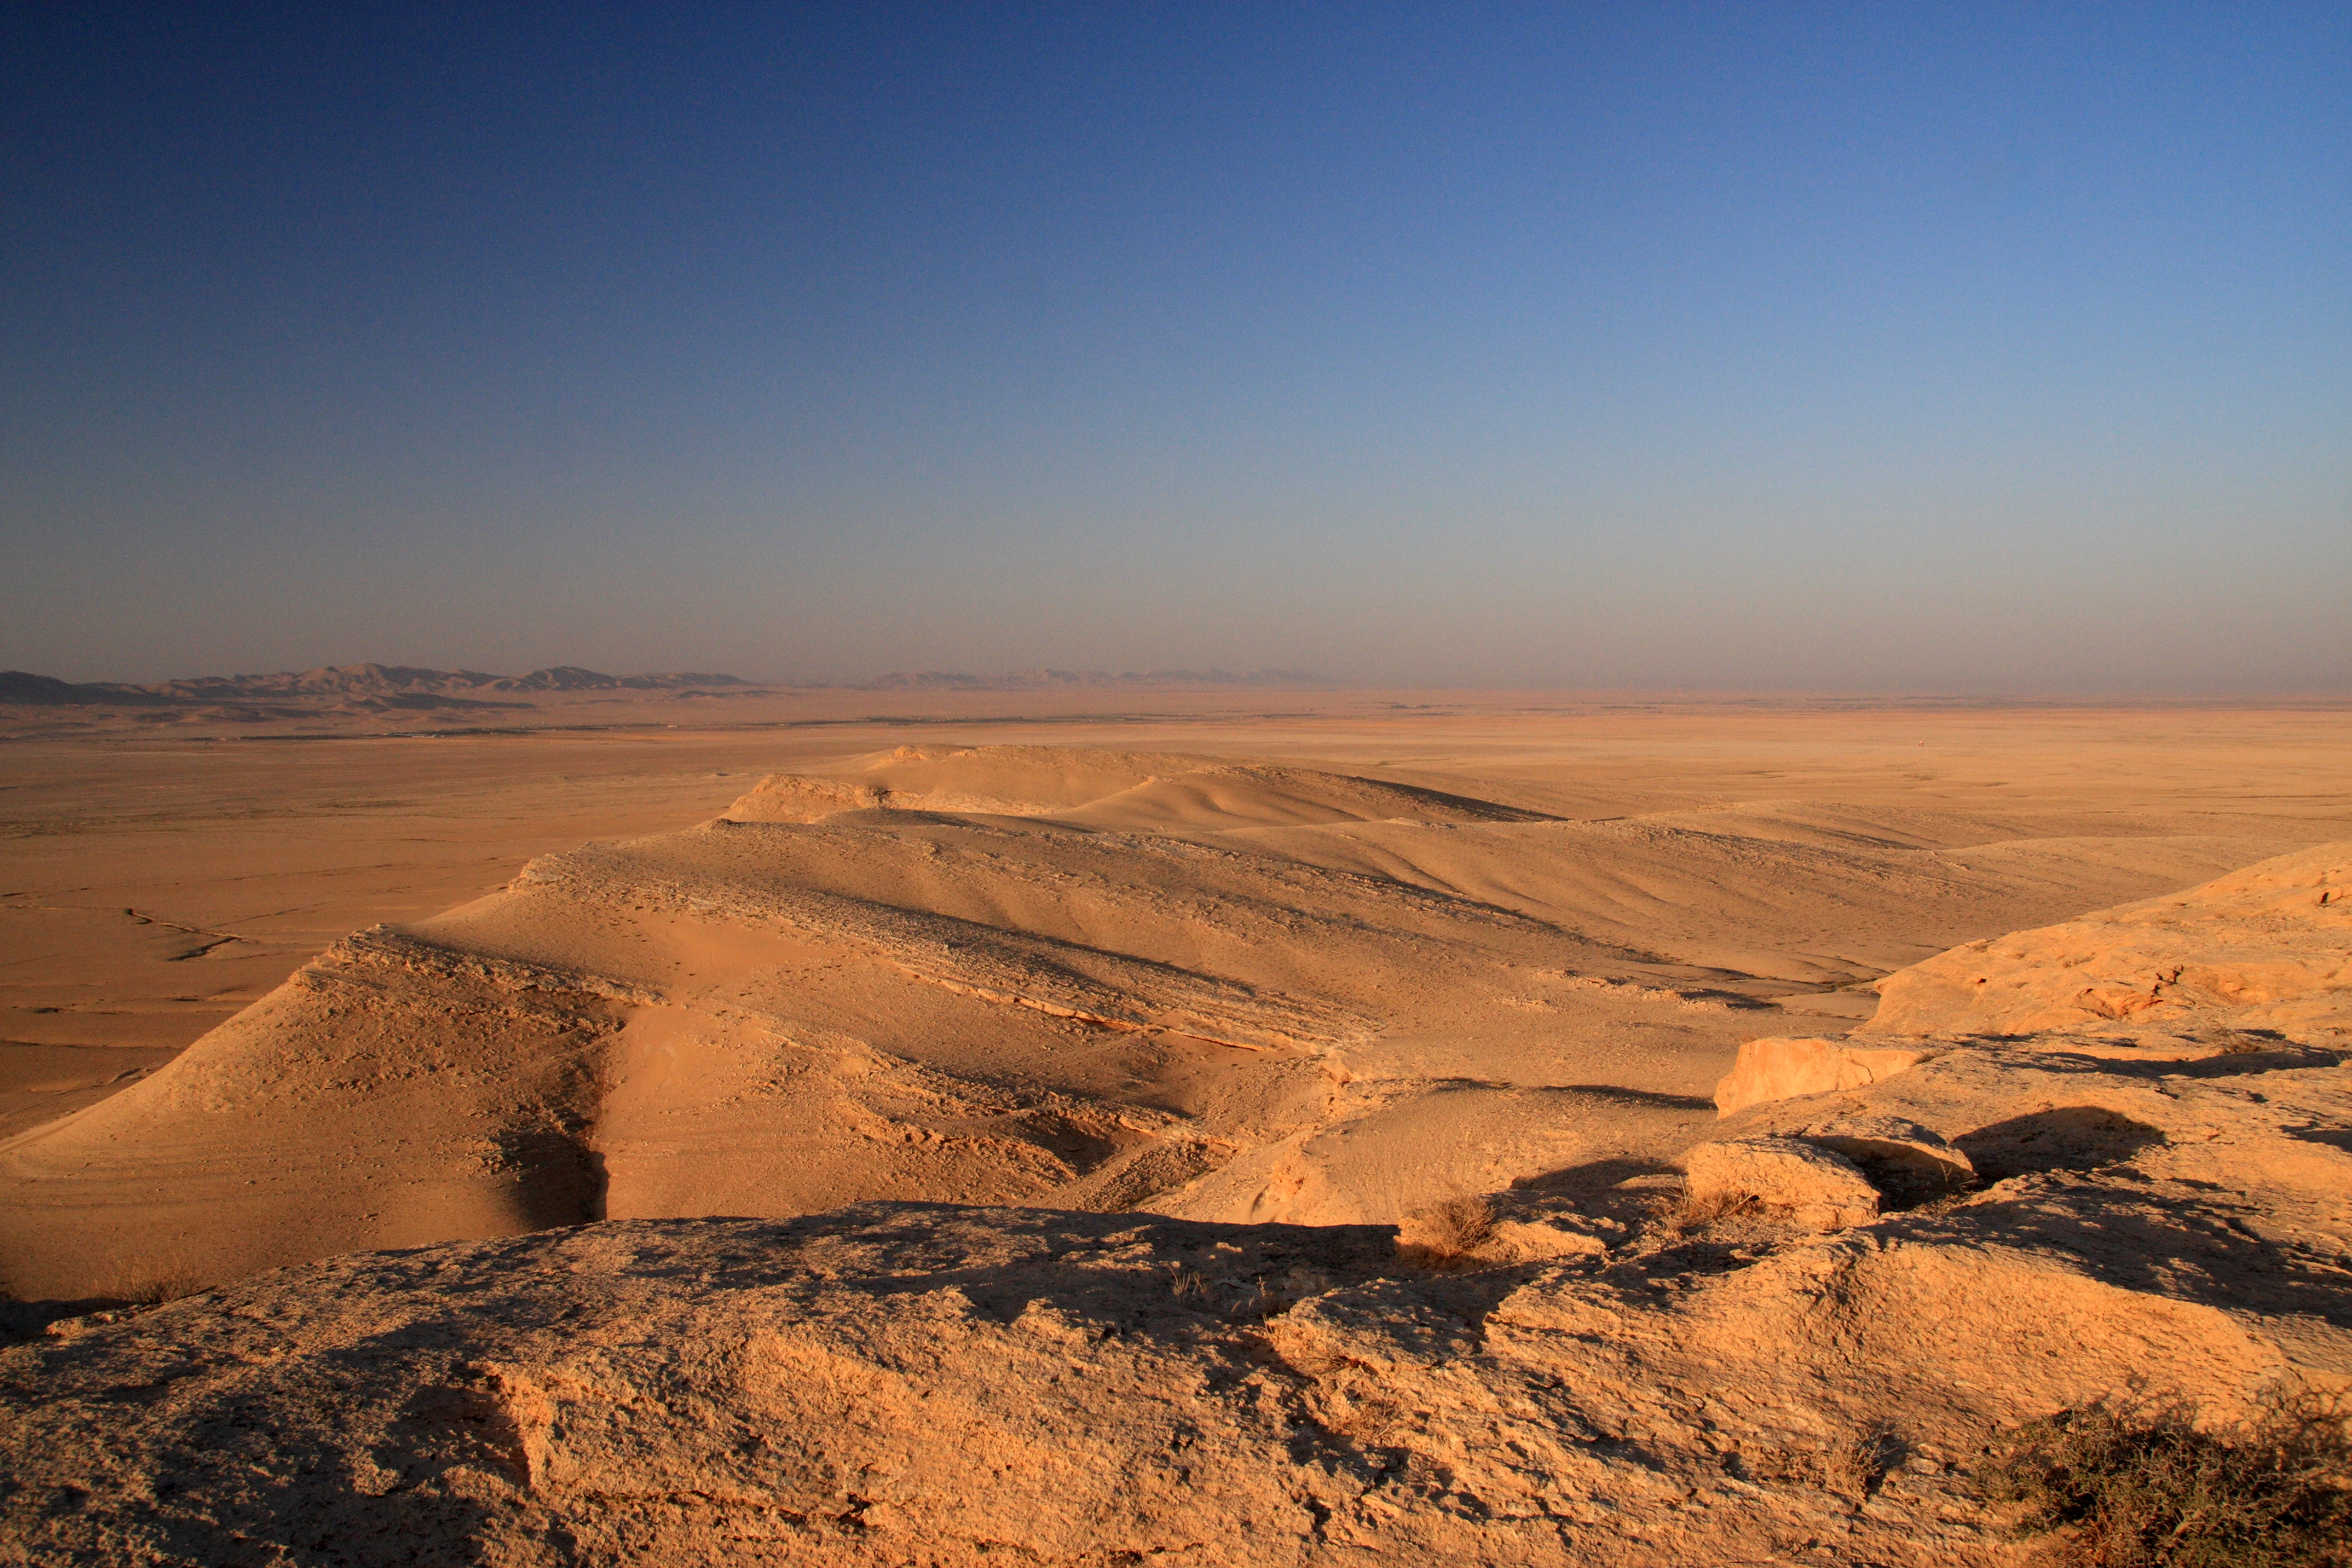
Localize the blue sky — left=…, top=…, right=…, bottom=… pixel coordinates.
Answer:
left=3, top=3, right=2345, bottom=689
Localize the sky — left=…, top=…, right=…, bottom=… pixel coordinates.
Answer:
left=2, top=3, right=2346, bottom=692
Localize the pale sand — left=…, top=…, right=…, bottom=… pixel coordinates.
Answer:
left=2, top=691, right=2345, bottom=1299
left=6, top=846, right=2347, bottom=1566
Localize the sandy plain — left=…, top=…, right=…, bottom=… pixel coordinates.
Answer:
left=4, top=683, right=2351, bottom=1565
left=3, top=685, right=2346, bottom=1295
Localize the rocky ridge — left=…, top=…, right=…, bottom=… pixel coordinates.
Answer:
left=3, top=844, right=2347, bottom=1565
left=0, top=663, right=751, bottom=717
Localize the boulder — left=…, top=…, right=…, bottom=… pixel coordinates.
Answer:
left=1795, top=1116, right=1974, bottom=1201
left=1481, top=1218, right=1612, bottom=1263
left=1682, top=1137, right=1881, bottom=1230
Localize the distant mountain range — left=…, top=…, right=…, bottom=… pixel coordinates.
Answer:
left=0, top=664, right=753, bottom=710
left=862, top=668, right=1328, bottom=690
left=1, top=663, right=1333, bottom=710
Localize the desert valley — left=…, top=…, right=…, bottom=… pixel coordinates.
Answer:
left=10, top=9, right=2347, bottom=1563
left=1, top=676, right=2346, bottom=1564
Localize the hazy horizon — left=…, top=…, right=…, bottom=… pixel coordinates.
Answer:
left=17, top=658, right=2352, bottom=705
left=4, top=4, right=2346, bottom=694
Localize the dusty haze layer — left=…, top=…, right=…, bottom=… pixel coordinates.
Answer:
left=2, top=691, right=2346, bottom=1300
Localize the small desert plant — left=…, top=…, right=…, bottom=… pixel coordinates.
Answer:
left=111, top=1253, right=214, bottom=1308
left=1823, top=1421, right=1902, bottom=1500
left=1742, top=1422, right=1901, bottom=1501
left=1168, top=1263, right=1299, bottom=1319
left=1168, top=1263, right=1212, bottom=1306
left=1987, top=1390, right=2352, bottom=1567
left=1664, top=1187, right=1756, bottom=1238
left=1232, top=1278, right=1299, bottom=1321
left=1396, top=1196, right=1495, bottom=1270
left=129, top=1272, right=212, bottom=1307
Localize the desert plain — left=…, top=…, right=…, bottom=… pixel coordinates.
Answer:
left=2, top=676, right=2348, bottom=1566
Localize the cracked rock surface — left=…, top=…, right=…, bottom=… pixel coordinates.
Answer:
left=8, top=1025, right=2345, bottom=1566
left=5, top=783, right=2346, bottom=1566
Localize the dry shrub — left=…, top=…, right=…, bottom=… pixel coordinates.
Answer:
left=112, top=1255, right=213, bottom=1307
left=1744, top=1422, right=1901, bottom=1501
left=1167, top=1263, right=1298, bottom=1319
left=1823, top=1422, right=1901, bottom=1499
left=1396, top=1197, right=1495, bottom=1270
left=1233, top=1279, right=1298, bottom=1321
left=1988, top=1390, right=2352, bottom=1567
left=1664, top=1187, right=1756, bottom=1238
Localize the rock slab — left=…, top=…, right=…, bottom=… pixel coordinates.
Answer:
left=1682, top=1136, right=1883, bottom=1230
left=1713, top=1037, right=1941, bottom=1116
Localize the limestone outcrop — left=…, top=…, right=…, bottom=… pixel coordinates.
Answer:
left=8, top=1022, right=2346, bottom=1566
left=1681, top=1136, right=1882, bottom=1229
left=1794, top=1116, right=1975, bottom=1200
left=6, top=832, right=2347, bottom=1565
left=1712, top=1037, right=1942, bottom=1115
left=1713, top=842, right=2352, bottom=1123
left=1869, top=841, right=2351, bottom=1042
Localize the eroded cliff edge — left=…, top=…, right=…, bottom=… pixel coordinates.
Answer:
left=4, top=843, right=2347, bottom=1566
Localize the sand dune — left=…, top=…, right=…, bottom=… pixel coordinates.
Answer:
left=0, top=741, right=2322, bottom=1299
left=727, top=745, right=1552, bottom=829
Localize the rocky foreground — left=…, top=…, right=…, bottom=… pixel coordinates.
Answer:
left=2, top=847, right=2346, bottom=1566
